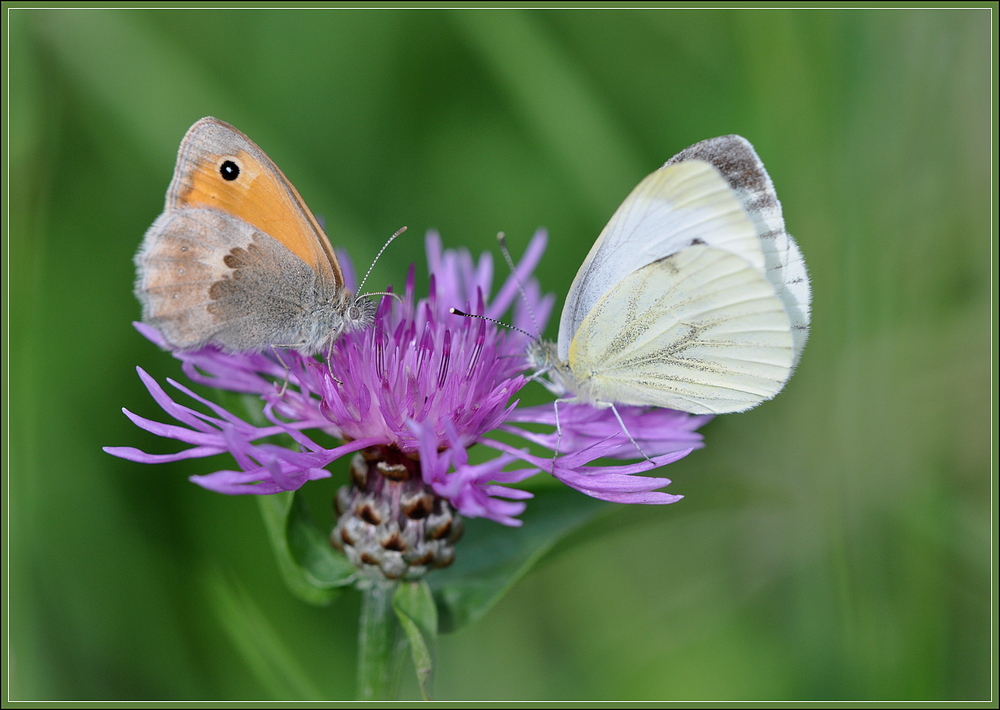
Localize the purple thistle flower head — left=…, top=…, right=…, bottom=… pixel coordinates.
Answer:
left=106, top=231, right=710, bottom=544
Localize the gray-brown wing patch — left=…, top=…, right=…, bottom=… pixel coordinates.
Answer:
left=135, top=208, right=321, bottom=352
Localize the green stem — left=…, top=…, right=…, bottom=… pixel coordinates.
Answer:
left=357, top=580, right=404, bottom=700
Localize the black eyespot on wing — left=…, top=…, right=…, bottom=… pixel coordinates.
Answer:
left=220, top=160, right=240, bottom=181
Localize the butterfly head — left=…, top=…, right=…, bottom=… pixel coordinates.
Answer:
left=525, top=338, right=579, bottom=399
left=525, top=338, right=556, bottom=372
left=303, top=288, right=377, bottom=354
left=344, top=291, right=377, bottom=332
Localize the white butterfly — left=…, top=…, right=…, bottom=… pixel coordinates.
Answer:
left=527, top=135, right=811, bottom=418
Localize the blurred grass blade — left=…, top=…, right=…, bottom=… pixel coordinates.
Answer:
left=206, top=571, right=322, bottom=700
left=31, top=9, right=361, bottom=238
left=393, top=581, right=438, bottom=700
left=449, top=9, right=643, bottom=218
left=429, top=487, right=610, bottom=632
left=32, top=9, right=238, bottom=158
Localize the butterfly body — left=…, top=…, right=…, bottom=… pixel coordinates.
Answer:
left=529, top=135, right=810, bottom=416
left=135, top=118, right=374, bottom=354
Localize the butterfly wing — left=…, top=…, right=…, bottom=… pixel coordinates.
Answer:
left=165, top=117, right=343, bottom=288
left=665, top=135, right=811, bottom=363
left=557, top=160, right=766, bottom=362
left=567, top=244, right=794, bottom=415
left=135, top=208, right=327, bottom=352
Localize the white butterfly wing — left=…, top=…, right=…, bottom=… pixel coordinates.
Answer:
left=665, top=135, right=811, bottom=363
left=557, top=160, right=767, bottom=362
left=567, top=245, right=794, bottom=415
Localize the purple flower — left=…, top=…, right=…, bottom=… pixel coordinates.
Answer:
left=106, top=231, right=709, bottom=526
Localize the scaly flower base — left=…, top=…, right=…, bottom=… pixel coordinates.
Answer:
left=333, top=446, right=464, bottom=582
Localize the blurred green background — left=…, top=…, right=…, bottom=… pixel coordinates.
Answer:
left=6, top=7, right=992, bottom=701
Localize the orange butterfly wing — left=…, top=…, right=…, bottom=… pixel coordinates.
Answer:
left=164, top=117, right=343, bottom=287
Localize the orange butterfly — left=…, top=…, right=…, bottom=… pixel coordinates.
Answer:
left=135, top=117, right=374, bottom=354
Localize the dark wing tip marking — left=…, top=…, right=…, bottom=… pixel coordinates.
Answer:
left=664, top=135, right=775, bottom=201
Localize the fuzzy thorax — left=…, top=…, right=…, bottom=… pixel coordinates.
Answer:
left=305, top=288, right=376, bottom=354
left=525, top=338, right=592, bottom=402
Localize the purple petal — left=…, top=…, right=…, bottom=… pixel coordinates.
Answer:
left=103, top=445, right=227, bottom=463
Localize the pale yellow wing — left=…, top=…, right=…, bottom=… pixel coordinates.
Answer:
left=567, top=244, right=793, bottom=415
left=558, top=160, right=766, bottom=362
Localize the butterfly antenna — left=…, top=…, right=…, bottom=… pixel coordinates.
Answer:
left=356, top=226, right=407, bottom=297
left=449, top=308, right=534, bottom=340
left=362, top=291, right=404, bottom=304
left=496, top=232, right=541, bottom=339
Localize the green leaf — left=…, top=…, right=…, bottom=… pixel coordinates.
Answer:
left=285, top=491, right=357, bottom=588
left=393, top=581, right=438, bottom=700
left=257, top=493, right=344, bottom=606
left=429, top=487, right=611, bottom=633
left=217, top=392, right=355, bottom=603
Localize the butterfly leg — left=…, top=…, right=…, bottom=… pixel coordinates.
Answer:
left=269, top=345, right=293, bottom=396
left=549, top=397, right=582, bottom=472
left=319, top=323, right=346, bottom=385
left=551, top=398, right=565, bottom=473
left=324, top=340, right=342, bottom=385
left=523, top=361, right=564, bottom=397
left=608, top=403, right=650, bottom=461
